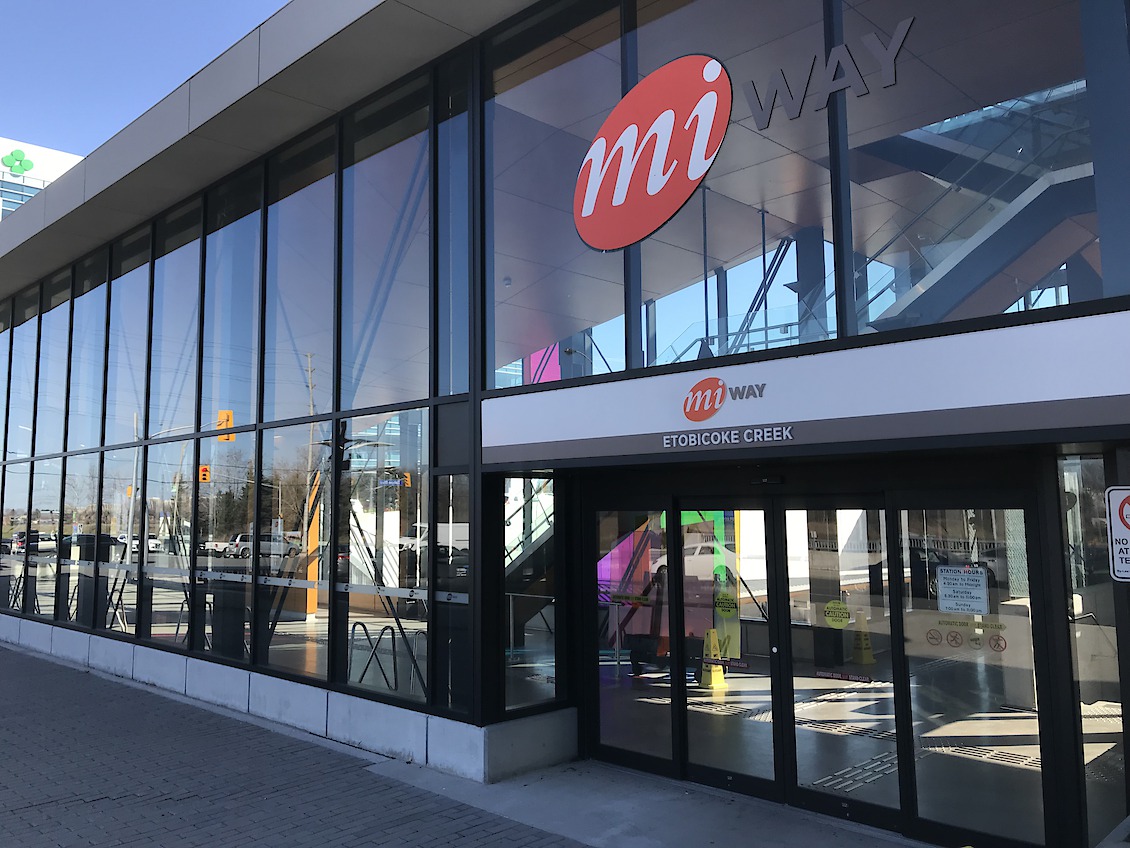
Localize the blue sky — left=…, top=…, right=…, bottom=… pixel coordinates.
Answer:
left=6, top=0, right=290, bottom=156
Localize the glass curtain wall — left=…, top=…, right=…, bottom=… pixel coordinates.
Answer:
left=105, top=230, right=151, bottom=447
left=99, top=447, right=142, bottom=634
left=486, top=1, right=625, bottom=388
left=845, top=1, right=1103, bottom=331
left=342, top=80, right=431, bottom=410
left=504, top=476, right=559, bottom=710
left=150, top=201, right=202, bottom=438
left=255, top=421, right=333, bottom=678
left=264, top=129, right=335, bottom=424
left=60, top=453, right=100, bottom=627
left=339, top=409, right=429, bottom=701
left=35, top=271, right=70, bottom=456
left=68, top=252, right=108, bottom=452
left=8, top=286, right=38, bottom=460
left=635, top=0, right=836, bottom=364
left=141, top=440, right=194, bottom=646
left=437, top=60, right=471, bottom=397
left=1, top=464, right=30, bottom=611
left=196, top=434, right=255, bottom=661
left=29, top=459, right=62, bottom=618
left=202, top=167, right=261, bottom=435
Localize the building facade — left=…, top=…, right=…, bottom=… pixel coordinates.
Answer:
left=0, top=1, right=1128, bottom=847
left=0, top=137, right=82, bottom=219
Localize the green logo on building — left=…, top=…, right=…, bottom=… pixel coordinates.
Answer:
left=2, top=150, right=34, bottom=176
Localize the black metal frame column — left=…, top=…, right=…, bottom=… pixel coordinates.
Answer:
left=823, top=0, right=859, bottom=339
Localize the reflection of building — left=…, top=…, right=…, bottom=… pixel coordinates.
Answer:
left=0, top=137, right=82, bottom=219
left=0, top=3, right=1128, bottom=847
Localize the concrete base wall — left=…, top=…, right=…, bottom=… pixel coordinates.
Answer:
left=0, top=613, right=577, bottom=782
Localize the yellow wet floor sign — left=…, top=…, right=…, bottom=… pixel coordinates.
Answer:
left=701, top=628, right=728, bottom=690
left=852, top=609, right=876, bottom=665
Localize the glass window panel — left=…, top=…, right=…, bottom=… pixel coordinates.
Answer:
left=264, top=129, right=335, bottom=422
left=1061, top=455, right=1125, bottom=846
left=504, top=477, right=558, bottom=710
left=60, top=453, right=100, bottom=628
left=785, top=507, right=896, bottom=806
left=255, top=421, right=333, bottom=679
left=437, top=59, right=471, bottom=396
left=340, top=409, right=428, bottom=701
left=105, top=230, right=151, bottom=446
left=901, top=507, right=1044, bottom=845
left=680, top=508, right=774, bottom=781
left=29, top=458, right=62, bottom=619
left=342, top=83, right=430, bottom=409
left=847, top=1, right=1099, bottom=331
left=435, top=474, right=470, bottom=713
left=1, top=463, right=30, bottom=611
left=196, top=434, right=255, bottom=661
left=99, top=447, right=142, bottom=635
left=150, top=201, right=202, bottom=438
left=636, top=0, right=835, bottom=364
left=141, top=440, right=193, bottom=648
left=486, top=3, right=625, bottom=388
left=68, top=252, right=108, bottom=451
left=8, top=286, right=38, bottom=460
left=596, top=508, right=671, bottom=759
left=202, top=167, right=261, bottom=435
left=35, top=271, right=70, bottom=456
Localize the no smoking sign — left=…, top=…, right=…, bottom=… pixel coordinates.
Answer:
left=1107, top=487, right=1130, bottom=582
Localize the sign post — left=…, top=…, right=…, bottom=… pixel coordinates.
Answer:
left=1107, top=487, right=1130, bottom=581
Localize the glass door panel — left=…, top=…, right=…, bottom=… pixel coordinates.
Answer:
left=681, top=509, right=774, bottom=781
left=596, top=509, right=672, bottom=760
left=785, top=508, right=899, bottom=809
left=901, top=507, right=1044, bottom=845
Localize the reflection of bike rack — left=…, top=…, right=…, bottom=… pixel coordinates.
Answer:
left=350, top=622, right=397, bottom=690
left=409, top=630, right=427, bottom=696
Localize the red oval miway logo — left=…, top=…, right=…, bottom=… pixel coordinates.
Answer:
left=684, top=377, right=726, bottom=422
left=574, top=55, right=732, bottom=251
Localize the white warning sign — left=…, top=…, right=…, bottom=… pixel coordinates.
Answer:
left=1107, top=487, right=1130, bottom=582
left=936, top=566, right=989, bottom=615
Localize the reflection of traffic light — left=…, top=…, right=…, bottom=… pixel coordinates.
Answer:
left=217, top=410, right=235, bottom=442
left=198, top=465, right=211, bottom=483
left=403, top=472, right=412, bottom=488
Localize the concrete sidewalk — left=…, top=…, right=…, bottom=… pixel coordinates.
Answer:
left=0, top=644, right=931, bottom=847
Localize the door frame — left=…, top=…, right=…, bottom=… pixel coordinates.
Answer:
left=577, top=456, right=1082, bottom=848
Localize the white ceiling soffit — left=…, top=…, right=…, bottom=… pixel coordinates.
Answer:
left=0, top=0, right=537, bottom=296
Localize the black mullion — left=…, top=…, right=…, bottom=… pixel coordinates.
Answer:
left=137, top=224, right=157, bottom=640
left=468, top=38, right=488, bottom=724
left=250, top=163, right=269, bottom=665
left=667, top=494, right=688, bottom=775
left=56, top=268, right=76, bottom=621
left=22, top=284, right=44, bottom=614
left=190, top=192, right=209, bottom=652
left=328, top=116, right=346, bottom=684
left=1034, top=454, right=1087, bottom=847
left=425, top=65, right=440, bottom=709
left=823, top=0, right=858, bottom=339
left=1106, top=446, right=1130, bottom=818
left=93, top=250, right=112, bottom=630
left=621, top=0, right=643, bottom=372
left=767, top=499, right=796, bottom=797
left=885, top=491, right=919, bottom=829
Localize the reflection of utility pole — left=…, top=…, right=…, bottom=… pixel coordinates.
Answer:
left=304, top=352, right=315, bottom=550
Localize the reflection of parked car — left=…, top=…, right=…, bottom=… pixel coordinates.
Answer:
left=223, top=533, right=297, bottom=558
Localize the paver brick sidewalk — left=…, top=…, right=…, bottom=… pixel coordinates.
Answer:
left=0, top=647, right=585, bottom=848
